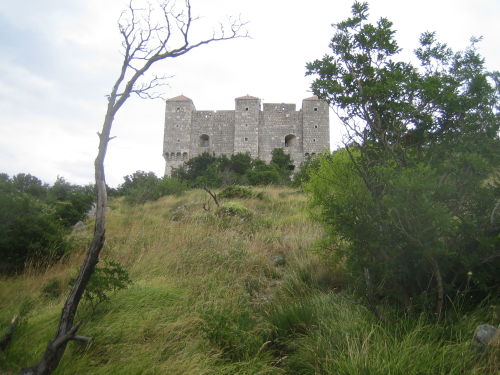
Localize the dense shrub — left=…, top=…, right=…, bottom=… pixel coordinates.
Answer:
left=0, top=193, right=69, bottom=273
left=291, top=155, right=320, bottom=188
left=245, top=160, right=281, bottom=186
left=305, top=2, right=499, bottom=313
left=218, top=185, right=265, bottom=200
left=118, top=171, right=187, bottom=204
left=11, top=173, right=48, bottom=199
left=216, top=202, right=253, bottom=219
left=172, top=149, right=296, bottom=187
left=218, top=185, right=253, bottom=199
left=0, top=173, right=97, bottom=273
left=46, top=177, right=94, bottom=227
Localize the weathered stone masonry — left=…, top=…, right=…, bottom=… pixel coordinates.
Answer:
left=163, top=94, right=329, bottom=175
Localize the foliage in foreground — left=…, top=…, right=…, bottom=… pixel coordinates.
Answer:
left=0, top=173, right=94, bottom=273
left=0, top=188, right=497, bottom=374
left=305, top=1, right=499, bottom=313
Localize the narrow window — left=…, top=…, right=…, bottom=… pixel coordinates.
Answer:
left=199, top=134, right=209, bottom=147
left=177, top=139, right=180, bottom=143
left=314, top=107, right=318, bottom=111
left=245, top=107, right=249, bottom=111
left=176, top=107, right=181, bottom=112
left=313, top=138, right=316, bottom=142
left=244, top=137, right=248, bottom=141
left=314, top=125, right=318, bottom=129
left=285, top=134, right=296, bottom=147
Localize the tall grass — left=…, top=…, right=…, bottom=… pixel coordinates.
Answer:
left=0, top=187, right=497, bottom=374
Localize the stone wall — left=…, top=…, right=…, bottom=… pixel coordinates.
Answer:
left=163, top=95, right=329, bottom=175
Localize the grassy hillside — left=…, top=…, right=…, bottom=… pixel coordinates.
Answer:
left=0, top=187, right=497, bottom=374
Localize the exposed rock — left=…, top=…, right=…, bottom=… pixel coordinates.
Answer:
left=86, top=203, right=110, bottom=218
left=171, top=205, right=187, bottom=221
left=472, top=324, right=499, bottom=352
left=73, top=221, right=85, bottom=231
left=271, top=255, right=285, bottom=267
left=86, top=203, right=96, bottom=218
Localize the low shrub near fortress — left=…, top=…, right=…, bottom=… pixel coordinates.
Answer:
left=216, top=202, right=253, bottom=219
left=172, top=149, right=294, bottom=187
left=218, top=185, right=264, bottom=200
left=118, top=171, right=187, bottom=204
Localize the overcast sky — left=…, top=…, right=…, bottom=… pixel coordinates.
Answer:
left=0, top=0, right=498, bottom=187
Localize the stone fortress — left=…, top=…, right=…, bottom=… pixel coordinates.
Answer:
left=163, top=94, right=329, bottom=175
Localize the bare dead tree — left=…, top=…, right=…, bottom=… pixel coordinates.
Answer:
left=19, top=2, right=246, bottom=374
left=203, top=186, right=220, bottom=210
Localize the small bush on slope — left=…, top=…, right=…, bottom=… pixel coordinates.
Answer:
left=218, top=185, right=265, bottom=200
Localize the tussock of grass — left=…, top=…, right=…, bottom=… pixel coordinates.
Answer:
left=0, top=187, right=497, bottom=374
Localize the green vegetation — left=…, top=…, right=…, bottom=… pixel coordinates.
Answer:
left=1, top=2, right=498, bottom=373
left=117, top=170, right=187, bottom=204
left=0, top=173, right=94, bottom=273
left=0, top=188, right=497, bottom=374
left=218, top=185, right=265, bottom=200
left=172, top=148, right=295, bottom=187
left=69, top=261, right=132, bottom=312
left=305, top=2, right=499, bottom=313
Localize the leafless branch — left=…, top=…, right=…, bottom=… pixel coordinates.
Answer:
left=21, top=1, right=247, bottom=373
left=203, top=187, right=220, bottom=207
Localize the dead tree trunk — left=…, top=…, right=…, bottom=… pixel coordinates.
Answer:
left=203, top=187, right=220, bottom=208
left=19, top=2, right=246, bottom=374
left=19, top=100, right=117, bottom=375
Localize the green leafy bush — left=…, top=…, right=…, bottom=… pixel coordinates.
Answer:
left=219, top=185, right=254, bottom=199
left=218, top=185, right=264, bottom=200
left=156, top=176, right=187, bottom=197
left=46, top=177, right=94, bottom=227
left=172, top=150, right=295, bottom=187
left=0, top=193, right=70, bottom=273
left=291, top=155, right=320, bottom=188
left=71, top=261, right=132, bottom=310
left=305, top=2, right=499, bottom=312
left=216, top=202, right=253, bottom=219
left=245, top=160, right=281, bottom=186
left=119, top=171, right=187, bottom=204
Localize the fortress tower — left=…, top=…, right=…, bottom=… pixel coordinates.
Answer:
left=163, top=95, right=195, bottom=174
left=163, top=95, right=329, bottom=175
